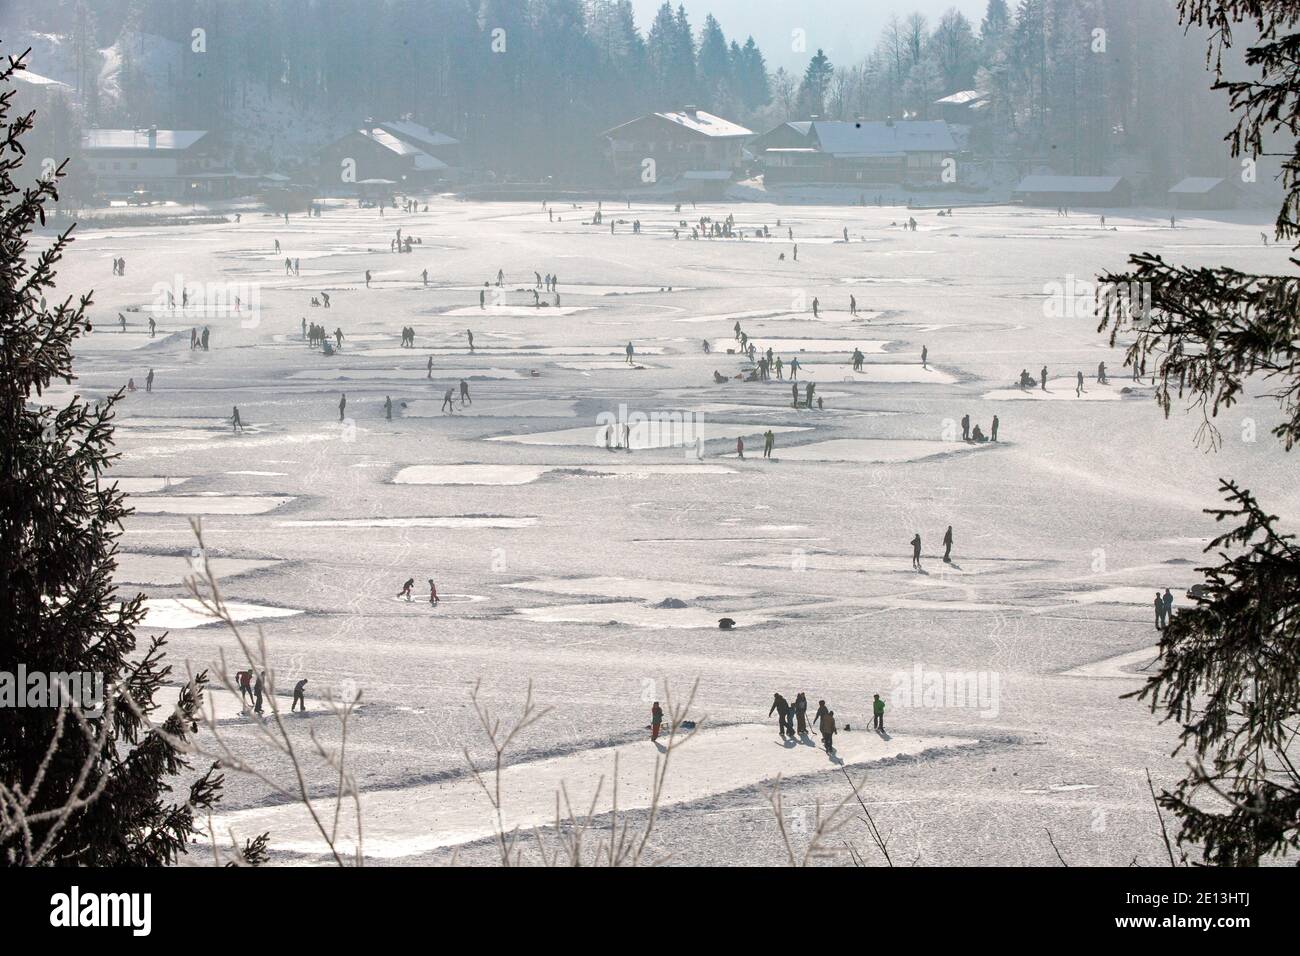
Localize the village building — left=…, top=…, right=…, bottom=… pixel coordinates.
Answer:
left=1168, top=176, right=1237, bottom=210
left=600, top=107, right=752, bottom=192
left=1013, top=174, right=1133, bottom=207
left=79, top=128, right=236, bottom=201
left=751, top=119, right=957, bottom=185
left=316, top=121, right=461, bottom=190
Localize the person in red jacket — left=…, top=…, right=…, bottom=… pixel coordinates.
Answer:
left=650, top=701, right=664, bottom=742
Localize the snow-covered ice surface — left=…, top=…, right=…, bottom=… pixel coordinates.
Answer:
left=210, top=724, right=979, bottom=861
left=60, top=199, right=1297, bottom=866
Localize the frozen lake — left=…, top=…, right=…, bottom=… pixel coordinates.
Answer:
left=57, top=198, right=1295, bottom=866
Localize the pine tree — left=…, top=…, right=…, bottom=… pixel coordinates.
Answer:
left=796, top=49, right=834, bottom=117
left=1097, top=0, right=1300, bottom=865
left=0, top=53, right=260, bottom=867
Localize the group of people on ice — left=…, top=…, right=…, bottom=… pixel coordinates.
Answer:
left=236, top=669, right=310, bottom=715
left=767, top=691, right=888, bottom=753
left=397, top=577, right=440, bottom=605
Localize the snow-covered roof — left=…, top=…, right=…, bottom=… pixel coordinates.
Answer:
left=653, top=109, right=753, bottom=138
left=1169, top=176, right=1227, bottom=194
left=413, top=152, right=448, bottom=172
left=82, top=129, right=209, bottom=151
left=377, top=120, right=459, bottom=149
left=810, top=120, right=956, bottom=157
left=1014, top=175, right=1126, bottom=194
left=934, top=90, right=986, bottom=106
left=359, top=127, right=423, bottom=157
left=13, top=69, right=72, bottom=91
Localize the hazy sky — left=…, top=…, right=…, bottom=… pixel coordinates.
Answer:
left=630, top=0, right=992, bottom=70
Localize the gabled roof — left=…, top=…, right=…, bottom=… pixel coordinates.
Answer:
left=358, top=127, right=424, bottom=157
left=655, top=109, right=752, bottom=137
left=13, top=69, right=72, bottom=92
left=810, top=120, right=956, bottom=157
left=82, top=129, right=209, bottom=151
left=1014, top=175, right=1126, bottom=194
left=377, top=120, right=460, bottom=150
left=604, top=109, right=752, bottom=139
left=934, top=90, right=986, bottom=106
left=1169, top=176, right=1228, bottom=194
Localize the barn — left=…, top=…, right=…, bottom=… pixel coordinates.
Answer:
left=1013, top=175, right=1132, bottom=208
left=1168, top=177, right=1237, bottom=210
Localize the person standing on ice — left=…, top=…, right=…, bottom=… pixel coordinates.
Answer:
left=145, top=368, right=154, bottom=393
left=1154, top=591, right=1166, bottom=630
left=428, top=579, right=440, bottom=605
left=335, top=327, right=344, bottom=350
left=231, top=407, right=244, bottom=433
left=763, top=429, right=774, bottom=458
left=1162, top=588, right=1174, bottom=624
left=811, top=296, right=820, bottom=319
left=148, top=316, right=156, bottom=337
left=734, top=320, right=742, bottom=341
left=789, top=357, right=800, bottom=381
left=479, top=288, right=486, bottom=310
left=774, top=356, right=783, bottom=379
left=398, top=578, right=415, bottom=601
left=459, top=379, right=471, bottom=406
left=991, top=415, right=1000, bottom=442
left=442, top=387, right=456, bottom=414
left=467, top=329, right=475, bottom=352
left=237, top=670, right=253, bottom=705
left=321, top=291, right=331, bottom=308
left=812, top=698, right=828, bottom=731
left=872, top=694, right=886, bottom=733
left=819, top=708, right=837, bottom=753
left=253, top=672, right=265, bottom=715
left=1097, top=361, right=1108, bottom=384
left=338, top=393, right=347, bottom=422
left=650, top=701, right=664, bottom=742
left=365, top=270, right=372, bottom=288
left=427, top=356, right=433, bottom=379
left=422, top=269, right=428, bottom=286
left=850, top=294, right=857, bottom=316
left=805, top=382, right=815, bottom=408
left=961, top=414, right=971, bottom=442
left=943, top=525, right=954, bottom=563
left=1075, top=370, right=1085, bottom=397
left=769, top=693, right=793, bottom=738
left=274, top=239, right=281, bottom=254
left=292, top=679, right=308, bottom=713
left=911, top=533, right=923, bottom=571
left=625, top=341, right=635, bottom=365
left=384, top=396, right=393, bottom=420
left=791, top=382, right=800, bottom=408
left=736, top=436, right=745, bottom=459
left=922, top=345, right=928, bottom=369
left=793, top=693, right=809, bottom=734
left=1040, top=366, right=1048, bottom=391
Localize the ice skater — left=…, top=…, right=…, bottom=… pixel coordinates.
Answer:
left=911, top=533, right=923, bottom=571
left=943, top=525, right=954, bottom=563
left=398, top=578, right=415, bottom=601
left=339, top=393, right=347, bottom=422
left=442, top=387, right=456, bottom=413
left=650, top=701, right=664, bottom=742
left=292, top=678, right=308, bottom=713
left=872, top=694, right=886, bottom=733
left=231, top=406, right=244, bottom=433
left=459, top=379, right=471, bottom=406
left=428, top=579, right=440, bottom=604
left=625, top=341, right=635, bottom=365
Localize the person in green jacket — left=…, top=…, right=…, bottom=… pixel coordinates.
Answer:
left=872, top=693, right=886, bottom=733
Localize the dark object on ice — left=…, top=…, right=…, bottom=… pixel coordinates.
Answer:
left=718, top=617, right=736, bottom=630
left=1187, top=583, right=1209, bottom=600
left=654, top=597, right=688, bottom=609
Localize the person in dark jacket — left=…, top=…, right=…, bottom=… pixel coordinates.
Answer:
left=292, top=678, right=308, bottom=712
left=253, top=672, right=265, bottom=715
left=872, top=694, right=886, bottom=733
left=943, top=526, right=954, bottom=563
left=819, top=708, right=837, bottom=752
left=650, top=701, right=664, bottom=742
left=793, top=692, right=809, bottom=734
left=769, top=693, right=793, bottom=737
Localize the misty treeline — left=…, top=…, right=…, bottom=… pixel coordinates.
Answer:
left=5, top=0, right=1241, bottom=181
